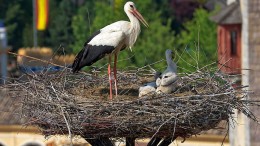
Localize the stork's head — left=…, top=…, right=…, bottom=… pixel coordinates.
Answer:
left=124, top=1, right=149, bottom=27
left=166, top=49, right=173, bottom=57
left=165, top=49, right=174, bottom=62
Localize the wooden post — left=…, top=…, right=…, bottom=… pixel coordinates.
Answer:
left=229, top=0, right=251, bottom=146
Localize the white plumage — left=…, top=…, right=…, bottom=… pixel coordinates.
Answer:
left=138, top=72, right=161, bottom=97
left=139, top=82, right=157, bottom=97
left=89, top=31, right=126, bottom=47
left=156, top=50, right=178, bottom=94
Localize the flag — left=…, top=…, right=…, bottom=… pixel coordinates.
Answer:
left=36, top=0, right=49, bottom=30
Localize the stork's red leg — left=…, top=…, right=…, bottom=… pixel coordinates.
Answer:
left=113, top=53, right=118, bottom=97
left=108, top=56, right=113, bottom=100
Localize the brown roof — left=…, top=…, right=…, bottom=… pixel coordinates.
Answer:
left=0, top=89, right=27, bottom=125
left=211, top=1, right=242, bottom=24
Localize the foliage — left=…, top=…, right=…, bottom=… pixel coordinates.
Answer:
left=46, top=0, right=77, bottom=54
left=22, top=24, right=33, bottom=47
left=176, top=8, right=217, bottom=73
left=133, top=19, right=175, bottom=70
left=0, top=0, right=32, bottom=51
left=1, top=0, right=218, bottom=73
left=71, top=1, right=94, bottom=53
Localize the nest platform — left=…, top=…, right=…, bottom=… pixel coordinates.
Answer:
left=6, top=68, right=258, bottom=140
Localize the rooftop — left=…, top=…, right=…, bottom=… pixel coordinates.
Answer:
left=211, top=1, right=242, bottom=24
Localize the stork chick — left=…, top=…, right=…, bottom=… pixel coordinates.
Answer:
left=156, top=49, right=178, bottom=94
left=139, top=72, right=161, bottom=97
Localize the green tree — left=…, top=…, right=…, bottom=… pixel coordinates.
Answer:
left=22, top=24, right=33, bottom=47
left=132, top=18, right=175, bottom=69
left=1, top=0, right=32, bottom=50
left=46, top=0, right=77, bottom=54
left=176, top=8, right=217, bottom=73
left=71, top=0, right=97, bottom=53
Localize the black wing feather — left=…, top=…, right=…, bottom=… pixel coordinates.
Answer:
left=72, top=45, right=115, bottom=73
left=72, top=30, right=116, bottom=73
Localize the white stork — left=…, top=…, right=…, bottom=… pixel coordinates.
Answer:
left=72, top=1, right=148, bottom=99
left=139, top=72, right=161, bottom=97
left=156, top=49, right=178, bottom=94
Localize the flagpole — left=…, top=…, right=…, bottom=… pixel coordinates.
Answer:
left=33, top=0, right=37, bottom=47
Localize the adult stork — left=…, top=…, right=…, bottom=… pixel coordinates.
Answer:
left=72, top=1, right=148, bottom=99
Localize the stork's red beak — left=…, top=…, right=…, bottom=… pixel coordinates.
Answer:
left=132, top=9, right=149, bottom=28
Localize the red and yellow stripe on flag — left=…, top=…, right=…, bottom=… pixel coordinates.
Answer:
left=36, top=0, right=49, bottom=30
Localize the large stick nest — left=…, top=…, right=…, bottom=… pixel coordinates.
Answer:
left=6, top=67, right=258, bottom=139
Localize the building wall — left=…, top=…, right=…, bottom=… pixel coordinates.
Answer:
left=0, top=132, right=47, bottom=146
left=248, top=1, right=260, bottom=146
left=217, top=24, right=241, bottom=74
left=0, top=126, right=89, bottom=146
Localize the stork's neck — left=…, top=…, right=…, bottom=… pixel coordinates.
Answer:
left=166, top=53, right=177, bottom=73
left=127, top=12, right=141, bottom=48
left=129, top=14, right=140, bottom=32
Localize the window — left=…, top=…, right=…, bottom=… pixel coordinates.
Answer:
left=230, top=30, right=237, bottom=55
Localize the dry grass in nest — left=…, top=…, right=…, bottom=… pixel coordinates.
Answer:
left=4, top=65, right=259, bottom=141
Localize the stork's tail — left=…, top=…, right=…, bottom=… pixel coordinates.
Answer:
left=72, top=49, right=84, bottom=73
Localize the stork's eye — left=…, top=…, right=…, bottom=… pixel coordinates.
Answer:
left=130, top=5, right=134, bottom=8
